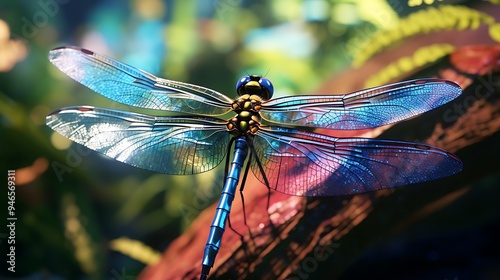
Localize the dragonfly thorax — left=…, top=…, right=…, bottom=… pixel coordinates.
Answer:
left=227, top=94, right=262, bottom=135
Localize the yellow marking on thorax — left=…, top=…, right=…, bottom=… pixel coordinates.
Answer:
left=227, top=94, right=263, bottom=135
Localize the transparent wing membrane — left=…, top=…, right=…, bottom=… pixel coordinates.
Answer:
left=47, top=106, right=230, bottom=175
left=47, top=46, right=463, bottom=193
left=252, top=126, right=463, bottom=196
left=261, top=79, right=461, bottom=129
left=49, top=47, right=233, bottom=115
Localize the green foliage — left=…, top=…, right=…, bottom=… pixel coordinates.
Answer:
left=352, top=5, right=496, bottom=67
left=364, top=43, right=455, bottom=87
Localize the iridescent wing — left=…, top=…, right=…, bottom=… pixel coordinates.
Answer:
left=46, top=107, right=230, bottom=175
left=252, top=126, right=462, bottom=196
left=260, top=79, right=461, bottom=129
left=48, top=47, right=233, bottom=115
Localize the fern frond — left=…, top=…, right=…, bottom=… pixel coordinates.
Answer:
left=62, top=194, right=98, bottom=274
left=408, top=0, right=444, bottom=7
left=353, top=5, right=494, bottom=67
left=489, top=23, right=500, bottom=42
left=364, top=44, right=455, bottom=87
left=110, top=237, right=162, bottom=265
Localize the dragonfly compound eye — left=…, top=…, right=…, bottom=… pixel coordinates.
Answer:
left=236, top=76, right=251, bottom=96
left=258, top=77, right=274, bottom=100
left=236, top=75, right=273, bottom=100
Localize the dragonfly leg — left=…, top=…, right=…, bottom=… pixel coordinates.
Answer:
left=226, top=211, right=257, bottom=276
left=246, top=139, right=283, bottom=240
left=238, top=151, right=252, bottom=226
left=246, top=137, right=281, bottom=236
left=239, top=153, right=258, bottom=246
left=226, top=215, right=244, bottom=239
left=223, top=137, right=236, bottom=182
left=264, top=183, right=281, bottom=239
left=247, top=138, right=270, bottom=188
left=226, top=209, right=257, bottom=265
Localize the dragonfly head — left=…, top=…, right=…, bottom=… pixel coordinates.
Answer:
left=236, top=75, right=274, bottom=100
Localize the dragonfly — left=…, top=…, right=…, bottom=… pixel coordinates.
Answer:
left=46, top=46, right=463, bottom=279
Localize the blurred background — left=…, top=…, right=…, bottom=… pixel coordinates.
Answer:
left=1, top=0, right=500, bottom=279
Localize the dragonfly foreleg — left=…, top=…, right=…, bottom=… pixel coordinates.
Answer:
left=223, top=137, right=236, bottom=185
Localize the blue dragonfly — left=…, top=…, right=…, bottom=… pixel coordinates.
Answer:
left=46, top=46, right=463, bottom=279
